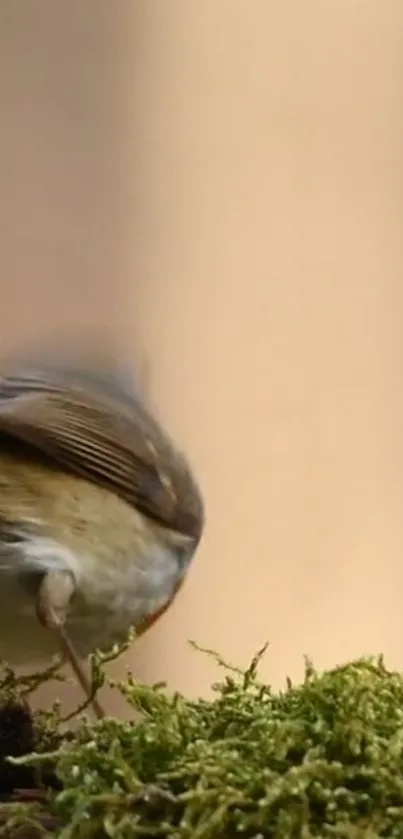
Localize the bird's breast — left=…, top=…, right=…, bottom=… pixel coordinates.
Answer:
left=68, top=536, right=186, bottom=654
left=0, top=532, right=185, bottom=662
left=0, top=458, right=192, bottom=662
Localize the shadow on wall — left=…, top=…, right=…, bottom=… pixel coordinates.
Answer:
left=0, top=1, right=142, bottom=716
left=0, top=1, right=134, bottom=352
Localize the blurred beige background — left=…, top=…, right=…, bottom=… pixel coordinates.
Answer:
left=1, top=1, right=403, bottom=713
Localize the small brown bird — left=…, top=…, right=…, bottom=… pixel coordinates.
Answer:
left=0, top=353, right=204, bottom=718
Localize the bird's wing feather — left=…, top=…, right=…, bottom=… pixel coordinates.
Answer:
left=0, top=370, right=204, bottom=541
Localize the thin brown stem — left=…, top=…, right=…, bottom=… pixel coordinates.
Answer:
left=56, top=625, right=105, bottom=720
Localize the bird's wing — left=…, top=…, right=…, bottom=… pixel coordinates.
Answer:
left=0, top=368, right=204, bottom=541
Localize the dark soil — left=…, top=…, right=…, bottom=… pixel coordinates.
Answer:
left=0, top=702, right=60, bottom=803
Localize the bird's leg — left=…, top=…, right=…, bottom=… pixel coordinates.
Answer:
left=36, top=570, right=104, bottom=720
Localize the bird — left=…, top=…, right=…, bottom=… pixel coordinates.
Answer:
left=0, top=351, right=204, bottom=719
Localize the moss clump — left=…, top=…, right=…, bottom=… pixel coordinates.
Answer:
left=3, top=645, right=403, bottom=837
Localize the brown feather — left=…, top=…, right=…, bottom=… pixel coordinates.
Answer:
left=0, top=364, right=204, bottom=542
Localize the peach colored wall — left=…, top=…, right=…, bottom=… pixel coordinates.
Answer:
left=1, top=2, right=403, bottom=713
left=0, top=2, right=128, bottom=352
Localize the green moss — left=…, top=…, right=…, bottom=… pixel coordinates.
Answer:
left=3, top=644, right=403, bottom=837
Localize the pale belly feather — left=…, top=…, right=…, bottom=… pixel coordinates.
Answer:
left=0, top=534, right=183, bottom=665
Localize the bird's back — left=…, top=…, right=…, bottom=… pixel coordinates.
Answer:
left=0, top=362, right=204, bottom=542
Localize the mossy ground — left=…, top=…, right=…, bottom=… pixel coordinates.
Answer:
left=1, top=642, right=403, bottom=838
